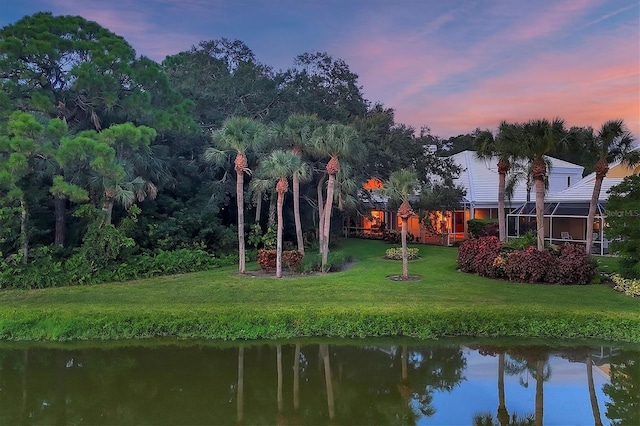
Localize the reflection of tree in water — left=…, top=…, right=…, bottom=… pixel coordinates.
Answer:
left=558, top=346, right=605, bottom=426
left=508, top=346, right=551, bottom=426
left=471, top=345, right=534, bottom=425
left=603, top=349, right=639, bottom=425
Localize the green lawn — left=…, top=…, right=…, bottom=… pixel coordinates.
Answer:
left=0, top=239, right=638, bottom=342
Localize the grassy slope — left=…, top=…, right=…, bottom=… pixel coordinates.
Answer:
left=0, top=239, right=638, bottom=342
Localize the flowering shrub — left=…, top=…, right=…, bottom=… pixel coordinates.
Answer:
left=546, top=243, right=596, bottom=285
left=385, top=247, right=420, bottom=260
left=457, top=236, right=503, bottom=278
left=611, top=274, right=640, bottom=297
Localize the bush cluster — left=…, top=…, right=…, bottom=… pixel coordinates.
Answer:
left=611, top=274, right=640, bottom=297
left=382, top=230, right=415, bottom=244
left=384, top=247, right=420, bottom=260
left=0, top=247, right=235, bottom=290
left=457, top=236, right=597, bottom=284
left=296, top=251, right=352, bottom=273
left=257, top=249, right=303, bottom=271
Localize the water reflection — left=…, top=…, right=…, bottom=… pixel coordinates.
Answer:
left=0, top=340, right=635, bottom=425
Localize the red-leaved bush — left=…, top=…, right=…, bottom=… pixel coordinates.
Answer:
left=258, top=249, right=304, bottom=271
left=502, top=246, right=555, bottom=283
left=457, top=236, right=503, bottom=278
left=458, top=238, right=596, bottom=285
left=545, top=243, right=596, bottom=285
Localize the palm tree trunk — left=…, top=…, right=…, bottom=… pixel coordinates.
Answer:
left=401, top=218, right=409, bottom=279
left=255, top=191, right=262, bottom=223
left=320, top=344, right=335, bottom=421
left=268, top=191, right=276, bottom=227
left=20, top=196, right=28, bottom=264
left=277, top=345, right=283, bottom=414
left=498, top=172, right=507, bottom=242
left=54, top=194, right=66, bottom=246
left=401, top=346, right=408, bottom=382
left=293, top=175, right=304, bottom=254
left=585, top=176, right=604, bottom=255
left=497, top=352, right=509, bottom=426
left=293, top=344, right=301, bottom=411
left=102, top=200, right=114, bottom=225
left=237, top=170, right=246, bottom=273
left=276, top=192, right=284, bottom=278
left=586, top=353, right=603, bottom=426
left=237, top=346, right=244, bottom=424
left=535, top=177, right=545, bottom=251
left=535, top=360, right=544, bottom=426
left=322, top=174, right=336, bottom=271
left=317, top=175, right=326, bottom=254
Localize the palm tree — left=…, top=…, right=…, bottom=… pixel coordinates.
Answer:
left=475, top=122, right=522, bottom=241
left=520, top=119, right=568, bottom=251
left=271, top=114, right=319, bottom=254
left=380, top=169, right=419, bottom=279
left=584, top=120, right=638, bottom=254
left=586, top=352, right=604, bottom=426
left=259, top=150, right=303, bottom=277
left=205, top=117, right=264, bottom=273
left=311, top=123, right=363, bottom=271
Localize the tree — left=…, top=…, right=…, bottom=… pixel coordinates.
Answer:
left=475, top=122, right=522, bottom=241
left=605, top=175, right=640, bottom=278
left=259, top=150, right=302, bottom=277
left=205, top=117, right=264, bottom=273
left=380, top=169, right=420, bottom=279
left=0, top=12, right=190, bottom=133
left=584, top=120, right=638, bottom=254
left=269, top=114, right=318, bottom=254
left=280, top=52, right=368, bottom=123
left=312, top=123, right=363, bottom=271
left=519, top=119, right=568, bottom=251
left=88, top=123, right=160, bottom=224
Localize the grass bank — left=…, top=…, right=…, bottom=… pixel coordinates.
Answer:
left=0, top=239, right=638, bottom=342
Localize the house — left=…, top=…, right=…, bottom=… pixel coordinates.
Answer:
left=346, top=150, right=594, bottom=246
left=507, top=154, right=640, bottom=254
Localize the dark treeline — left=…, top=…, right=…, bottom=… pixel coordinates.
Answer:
left=0, top=12, right=464, bottom=282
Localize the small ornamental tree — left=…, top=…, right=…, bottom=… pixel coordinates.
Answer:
left=379, top=169, right=419, bottom=279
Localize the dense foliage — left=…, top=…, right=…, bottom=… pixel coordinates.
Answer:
left=605, top=175, right=640, bottom=279
left=0, top=12, right=468, bottom=284
left=458, top=236, right=597, bottom=285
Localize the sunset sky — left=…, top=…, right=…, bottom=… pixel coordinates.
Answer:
left=2, top=0, right=639, bottom=139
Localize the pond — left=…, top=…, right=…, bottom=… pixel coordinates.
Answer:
left=0, top=338, right=637, bottom=425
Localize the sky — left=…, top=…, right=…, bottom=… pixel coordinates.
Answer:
left=1, top=0, right=639, bottom=139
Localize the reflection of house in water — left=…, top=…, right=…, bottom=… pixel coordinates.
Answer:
left=348, top=149, right=640, bottom=252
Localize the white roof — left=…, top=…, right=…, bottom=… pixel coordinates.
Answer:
left=448, top=150, right=584, bottom=206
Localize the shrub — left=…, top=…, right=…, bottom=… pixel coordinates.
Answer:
left=611, top=274, right=640, bottom=297
left=382, top=230, right=415, bottom=244
left=457, top=236, right=503, bottom=277
left=502, top=246, right=554, bottom=283
left=257, top=249, right=277, bottom=271
left=503, top=231, right=537, bottom=251
left=296, top=251, right=352, bottom=273
left=385, top=247, right=419, bottom=260
left=467, top=219, right=499, bottom=239
left=282, top=250, right=304, bottom=270
left=545, top=243, right=597, bottom=285
left=257, top=249, right=303, bottom=271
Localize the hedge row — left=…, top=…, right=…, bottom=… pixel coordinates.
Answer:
left=0, top=306, right=637, bottom=342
